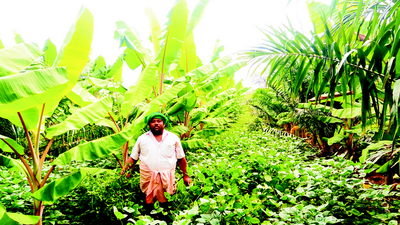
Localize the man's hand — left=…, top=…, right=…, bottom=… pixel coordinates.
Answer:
left=120, top=167, right=127, bottom=175
left=183, top=174, right=192, bottom=186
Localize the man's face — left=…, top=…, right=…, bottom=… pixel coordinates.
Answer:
left=149, top=118, right=165, bottom=135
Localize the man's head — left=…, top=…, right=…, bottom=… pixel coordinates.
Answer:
left=145, top=112, right=168, bottom=136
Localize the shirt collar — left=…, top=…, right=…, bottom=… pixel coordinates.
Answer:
left=147, top=130, right=168, bottom=141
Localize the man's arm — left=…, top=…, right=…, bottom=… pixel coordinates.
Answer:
left=177, top=157, right=191, bottom=186
left=120, top=156, right=138, bottom=176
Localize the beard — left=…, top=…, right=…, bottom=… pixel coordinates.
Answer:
left=150, top=128, right=163, bottom=136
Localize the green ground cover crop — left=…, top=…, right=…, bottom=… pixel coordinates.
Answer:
left=2, top=113, right=399, bottom=224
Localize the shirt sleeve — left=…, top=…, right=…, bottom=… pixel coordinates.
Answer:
left=175, top=136, right=185, bottom=159
left=130, top=137, right=140, bottom=160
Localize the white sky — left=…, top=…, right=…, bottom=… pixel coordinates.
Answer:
left=0, top=0, right=327, bottom=87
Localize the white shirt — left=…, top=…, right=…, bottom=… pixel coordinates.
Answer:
left=130, top=130, right=185, bottom=171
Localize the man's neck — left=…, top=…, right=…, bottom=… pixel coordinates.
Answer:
left=151, top=130, right=164, bottom=142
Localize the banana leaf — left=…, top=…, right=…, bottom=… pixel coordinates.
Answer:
left=0, top=204, right=40, bottom=225
left=200, top=117, right=230, bottom=127
left=210, top=40, right=224, bottom=63
left=332, top=108, right=362, bottom=118
left=0, top=135, right=24, bottom=155
left=0, top=154, right=28, bottom=176
left=115, top=21, right=150, bottom=64
left=66, top=83, right=98, bottom=107
left=124, top=48, right=143, bottom=70
left=0, top=67, right=69, bottom=113
left=179, top=33, right=197, bottom=74
left=121, top=64, right=157, bottom=116
left=53, top=7, right=94, bottom=85
left=155, top=0, right=188, bottom=74
left=181, top=139, right=208, bottom=150
left=145, top=8, right=162, bottom=56
left=0, top=106, right=40, bottom=131
left=170, top=125, right=189, bottom=136
left=0, top=43, right=42, bottom=77
left=46, top=97, right=113, bottom=138
left=186, top=0, right=209, bottom=36
left=105, top=56, right=123, bottom=81
left=189, top=107, right=208, bottom=123
left=52, top=130, right=133, bottom=166
left=13, top=32, right=24, bottom=44
left=152, top=83, right=187, bottom=105
left=187, top=55, right=231, bottom=80
left=43, top=39, right=57, bottom=67
left=43, top=7, right=94, bottom=118
left=32, top=167, right=111, bottom=203
left=327, top=133, right=348, bottom=145
left=360, top=140, right=392, bottom=163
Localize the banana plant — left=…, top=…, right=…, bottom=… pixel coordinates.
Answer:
left=0, top=7, right=133, bottom=225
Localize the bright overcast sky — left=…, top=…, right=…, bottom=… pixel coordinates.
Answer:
left=0, top=0, right=327, bottom=87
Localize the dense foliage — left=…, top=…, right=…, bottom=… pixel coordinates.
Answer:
left=243, top=0, right=400, bottom=184
left=3, top=109, right=399, bottom=224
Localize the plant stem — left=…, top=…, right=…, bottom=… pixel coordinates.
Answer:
left=40, top=165, right=56, bottom=188
left=17, top=112, right=38, bottom=168
left=108, top=112, right=121, bottom=132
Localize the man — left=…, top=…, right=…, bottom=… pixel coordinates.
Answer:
left=121, top=112, right=192, bottom=204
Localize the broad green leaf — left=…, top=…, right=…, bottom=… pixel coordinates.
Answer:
left=332, top=108, right=362, bottom=118
left=186, top=0, right=209, bottom=36
left=53, top=7, right=94, bottom=85
left=121, top=63, right=157, bottom=116
left=210, top=39, right=224, bottom=63
left=66, top=83, right=98, bottom=107
left=43, top=8, right=94, bottom=117
left=0, top=67, right=69, bottom=113
left=95, top=119, right=119, bottom=132
left=376, top=160, right=393, bottom=173
left=32, top=167, right=110, bottom=202
left=89, top=77, right=113, bottom=88
left=167, top=90, right=196, bottom=116
left=115, top=21, right=150, bottom=63
left=200, top=117, right=230, bottom=127
left=106, top=56, right=123, bottom=81
left=196, top=78, right=221, bottom=96
left=113, top=206, right=127, bottom=220
left=181, top=139, right=208, bottom=149
left=188, top=55, right=231, bottom=80
left=1, top=106, right=40, bottom=131
left=317, top=116, right=344, bottom=124
left=52, top=130, right=133, bottom=166
left=327, top=133, right=347, bottom=145
left=179, top=33, right=197, bottom=74
left=0, top=135, right=24, bottom=155
left=189, top=107, right=207, bottom=122
left=13, top=32, right=24, bottom=44
left=360, top=141, right=392, bottom=163
left=170, top=125, right=189, bottom=136
left=152, top=83, right=187, bottom=106
left=6, top=212, right=40, bottom=224
left=43, top=39, right=57, bottom=67
left=0, top=36, right=4, bottom=49
left=396, top=51, right=400, bottom=79
left=0, top=43, right=42, bottom=77
left=166, top=99, right=186, bottom=116
left=155, top=0, right=188, bottom=74
left=145, top=8, right=162, bottom=56
left=0, top=205, right=40, bottom=225
left=124, top=48, right=143, bottom=70
left=46, top=97, right=113, bottom=138
left=94, top=55, right=106, bottom=71
left=0, top=154, right=28, bottom=176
